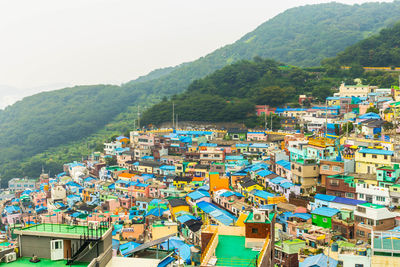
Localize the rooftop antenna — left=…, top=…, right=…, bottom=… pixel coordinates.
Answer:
left=137, top=105, right=141, bottom=129
left=264, top=105, right=267, bottom=130
left=325, top=99, right=328, bottom=138
left=172, top=102, right=175, bottom=129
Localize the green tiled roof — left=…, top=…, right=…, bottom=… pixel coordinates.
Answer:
left=360, top=203, right=384, bottom=209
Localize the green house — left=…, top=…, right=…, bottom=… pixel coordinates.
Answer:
left=225, top=128, right=247, bottom=141
left=275, top=239, right=306, bottom=255
left=377, top=165, right=400, bottom=186
left=311, top=207, right=339, bottom=228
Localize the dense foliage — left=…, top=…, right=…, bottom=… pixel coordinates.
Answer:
left=140, top=59, right=339, bottom=127
left=324, top=22, right=400, bottom=67
left=2, top=1, right=400, bottom=184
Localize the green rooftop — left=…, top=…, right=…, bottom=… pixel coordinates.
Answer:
left=215, top=235, right=259, bottom=266
left=244, top=212, right=275, bottom=224
left=328, top=174, right=354, bottom=179
left=360, top=203, right=384, bottom=209
left=1, top=257, right=88, bottom=267
left=106, top=166, right=127, bottom=171
left=21, top=224, right=108, bottom=236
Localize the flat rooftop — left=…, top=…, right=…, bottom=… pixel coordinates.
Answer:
left=20, top=223, right=109, bottom=237
left=3, top=257, right=88, bottom=266
left=215, top=235, right=259, bottom=266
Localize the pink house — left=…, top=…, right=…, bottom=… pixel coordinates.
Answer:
left=255, top=105, right=276, bottom=116
left=358, top=104, right=370, bottom=115
left=128, top=183, right=150, bottom=198
left=247, top=132, right=267, bottom=141
left=33, top=192, right=47, bottom=208
left=119, top=196, right=133, bottom=209
left=138, top=134, right=155, bottom=147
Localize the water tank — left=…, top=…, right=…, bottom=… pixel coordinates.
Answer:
left=331, top=242, right=338, bottom=252
left=357, top=248, right=367, bottom=256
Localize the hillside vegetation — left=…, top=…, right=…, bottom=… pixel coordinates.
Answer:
left=140, top=58, right=339, bottom=127
left=324, top=22, right=400, bottom=67
left=2, top=1, right=400, bottom=183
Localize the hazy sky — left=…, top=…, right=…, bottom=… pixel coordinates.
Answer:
left=0, top=0, right=393, bottom=107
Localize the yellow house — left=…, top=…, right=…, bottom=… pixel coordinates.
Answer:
left=384, top=111, right=394, bottom=122
left=116, top=136, right=130, bottom=148
left=175, top=162, right=185, bottom=176
left=355, top=148, right=394, bottom=174
left=137, top=165, right=153, bottom=173
left=168, top=198, right=190, bottom=218
left=151, top=221, right=178, bottom=240
left=173, top=176, right=192, bottom=189
left=327, top=97, right=341, bottom=106
left=238, top=178, right=263, bottom=197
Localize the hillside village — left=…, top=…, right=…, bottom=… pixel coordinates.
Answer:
left=2, top=81, right=400, bottom=266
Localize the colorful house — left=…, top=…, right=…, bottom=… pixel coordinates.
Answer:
left=355, top=148, right=394, bottom=174
left=311, top=207, right=339, bottom=228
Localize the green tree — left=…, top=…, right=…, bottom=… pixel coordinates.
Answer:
left=366, top=106, right=379, bottom=114
left=105, top=157, right=117, bottom=166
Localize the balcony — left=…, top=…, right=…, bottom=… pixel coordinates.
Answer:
left=308, top=137, right=335, bottom=148
left=356, top=184, right=389, bottom=198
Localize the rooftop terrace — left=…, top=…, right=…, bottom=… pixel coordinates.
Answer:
left=215, top=235, right=259, bottom=266
left=20, top=223, right=109, bottom=237
left=2, top=257, right=88, bottom=267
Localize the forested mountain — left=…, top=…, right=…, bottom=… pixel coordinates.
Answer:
left=2, top=1, right=400, bottom=184
left=324, top=22, right=400, bottom=67
left=140, top=59, right=339, bottom=127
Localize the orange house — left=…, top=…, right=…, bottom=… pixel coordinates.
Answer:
left=209, top=172, right=230, bottom=194
left=118, top=173, right=136, bottom=181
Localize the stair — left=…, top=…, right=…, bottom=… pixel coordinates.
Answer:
left=66, top=240, right=91, bottom=265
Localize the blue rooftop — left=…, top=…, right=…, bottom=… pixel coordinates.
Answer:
left=197, top=201, right=237, bottom=225
left=332, top=196, right=366, bottom=206
left=358, top=148, right=393, bottom=156
left=315, top=194, right=336, bottom=202
left=187, top=190, right=210, bottom=200
left=311, top=207, right=339, bottom=217
left=270, top=177, right=286, bottom=184
left=253, top=190, right=275, bottom=199
left=276, top=160, right=291, bottom=170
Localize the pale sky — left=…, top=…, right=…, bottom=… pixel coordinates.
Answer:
left=0, top=0, right=393, bottom=108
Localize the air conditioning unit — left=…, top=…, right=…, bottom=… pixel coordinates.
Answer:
left=252, top=211, right=265, bottom=222
left=88, top=221, right=99, bottom=230
left=5, top=252, right=16, bottom=263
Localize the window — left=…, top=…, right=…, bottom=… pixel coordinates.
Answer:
left=323, top=218, right=327, bottom=223
left=346, top=193, right=354, bottom=198
left=333, top=166, right=341, bottom=172
left=358, top=193, right=364, bottom=199
left=330, top=180, right=339, bottom=187
left=321, top=165, right=330, bottom=171
left=376, top=196, right=386, bottom=202
left=313, top=215, right=317, bottom=219
left=363, top=153, right=366, bottom=157
left=372, top=155, right=377, bottom=159
left=252, top=228, right=258, bottom=234
left=357, top=207, right=366, bottom=213
left=355, top=264, right=364, bottom=267
left=384, top=155, right=388, bottom=160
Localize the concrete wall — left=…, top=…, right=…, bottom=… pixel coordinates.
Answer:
left=19, top=228, right=112, bottom=263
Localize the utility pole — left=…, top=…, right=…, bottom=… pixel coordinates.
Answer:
left=264, top=105, right=267, bottom=130
left=137, top=105, right=140, bottom=129
left=325, top=99, right=328, bottom=138
left=172, top=102, right=175, bottom=129
left=271, top=113, right=273, bottom=132
left=176, top=114, right=178, bottom=129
